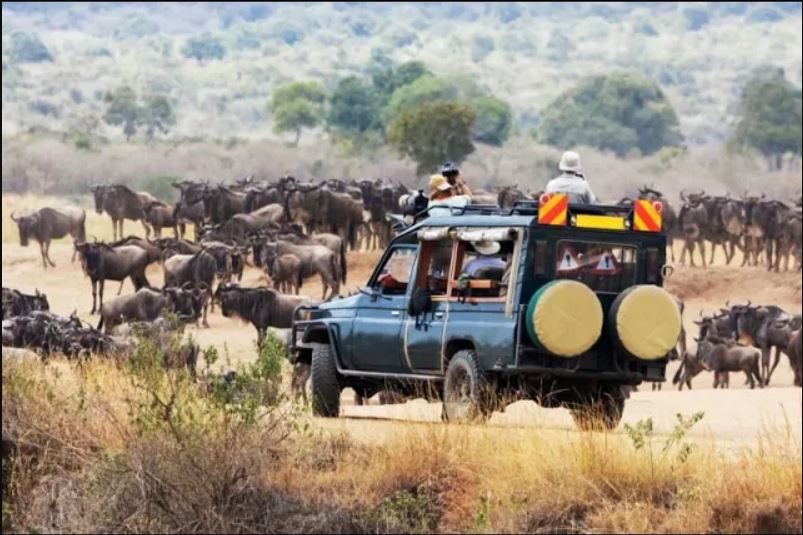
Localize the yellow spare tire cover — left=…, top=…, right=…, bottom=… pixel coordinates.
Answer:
left=526, top=280, right=603, bottom=357
left=610, top=285, right=682, bottom=360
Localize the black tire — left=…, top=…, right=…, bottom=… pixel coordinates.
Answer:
left=310, top=343, right=341, bottom=417
left=569, top=386, right=625, bottom=431
left=442, top=350, right=494, bottom=423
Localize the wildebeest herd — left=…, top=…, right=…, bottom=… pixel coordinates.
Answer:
left=4, top=177, right=803, bottom=399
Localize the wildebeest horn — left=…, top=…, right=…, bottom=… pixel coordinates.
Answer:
left=10, top=211, right=19, bottom=222
left=679, top=189, right=687, bottom=201
left=181, top=281, right=193, bottom=290
left=693, top=319, right=703, bottom=325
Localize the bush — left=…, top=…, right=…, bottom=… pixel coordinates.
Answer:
left=181, top=34, right=225, bottom=63
left=139, top=174, right=180, bottom=201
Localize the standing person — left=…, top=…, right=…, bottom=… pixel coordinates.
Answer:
left=545, top=151, right=597, bottom=205
left=441, top=161, right=472, bottom=197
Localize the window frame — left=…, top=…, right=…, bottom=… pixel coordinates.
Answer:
left=553, top=239, right=640, bottom=294
left=369, top=243, right=418, bottom=295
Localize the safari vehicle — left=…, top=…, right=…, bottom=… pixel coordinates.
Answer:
left=289, top=194, right=681, bottom=430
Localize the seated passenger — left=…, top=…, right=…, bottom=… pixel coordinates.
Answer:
left=461, top=240, right=506, bottom=280
left=427, top=174, right=470, bottom=218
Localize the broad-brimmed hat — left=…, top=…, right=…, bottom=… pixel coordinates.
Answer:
left=558, top=151, right=582, bottom=173
left=441, top=161, right=460, bottom=176
left=429, top=174, right=452, bottom=196
left=472, top=240, right=501, bottom=255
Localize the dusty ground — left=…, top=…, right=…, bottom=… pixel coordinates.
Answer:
left=3, top=237, right=802, bottom=447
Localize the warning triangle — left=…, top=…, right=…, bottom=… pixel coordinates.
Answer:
left=591, top=251, right=620, bottom=275
left=557, top=245, right=581, bottom=273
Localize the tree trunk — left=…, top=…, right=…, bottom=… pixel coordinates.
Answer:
left=774, top=153, right=783, bottom=171
left=293, top=128, right=301, bottom=147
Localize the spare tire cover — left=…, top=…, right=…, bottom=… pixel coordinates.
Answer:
left=609, top=285, right=682, bottom=360
left=526, top=280, right=603, bottom=357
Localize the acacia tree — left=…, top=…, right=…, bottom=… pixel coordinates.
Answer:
left=537, top=73, right=682, bottom=157
left=103, top=86, right=140, bottom=141
left=729, top=68, right=802, bottom=170
left=388, top=101, right=476, bottom=175
left=269, top=81, right=327, bottom=146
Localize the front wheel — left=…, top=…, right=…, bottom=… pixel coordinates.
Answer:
left=442, top=350, right=495, bottom=424
left=568, top=386, right=625, bottom=431
left=310, top=343, right=341, bottom=417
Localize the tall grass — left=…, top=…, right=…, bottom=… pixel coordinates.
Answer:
left=3, top=345, right=801, bottom=534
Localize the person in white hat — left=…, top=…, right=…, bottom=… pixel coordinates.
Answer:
left=544, top=151, right=597, bottom=205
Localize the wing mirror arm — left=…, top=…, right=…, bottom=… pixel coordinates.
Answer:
left=358, top=286, right=391, bottom=301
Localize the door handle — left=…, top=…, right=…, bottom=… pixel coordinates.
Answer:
left=434, top=312, right=444, bottom=319
left=391, top=310, right=400, bottom=316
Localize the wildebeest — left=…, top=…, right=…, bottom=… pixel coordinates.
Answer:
left=74, top=242, right=151, bottom=314
left=740, top=194, right=789, bottom=270
left=143, top=200, right=179, bottom=238
left=162, top=249, right=217, bottom=327
left=197, top=241, right=246, bottom=285
left=243, top=184, right=286, bottom=213
left=202, top=185, right=247, bottom=225
left=11, top=207, right=86, bottom=268
left=736, top=304, right=800, bottom=385
left=255, top=241, right=341, bottom=300
left=776, top=210, right=802, bottom=271
left=695, top=335, right=763, bottom=389
left=172, top=180, right=207, bottom=239
left=91, top=184, right=155, bottom=240
left=106, top=235, right=163, bottom=295
left=678, top=190, right=708, bottom=268
left=2, top=287, right=49, bottom=320
left=214, top=283, right=310, bottom=347
left=277, top=226, right=347, bottom=284
left=96, top=286, right=202, bottom=334
left=264, top=252, right=303, bottom=294
left=787, top=329, right=801, bottom=387
left=497, top=185, right=529, bottom=210
left=153, top=237, right=202, bottom=257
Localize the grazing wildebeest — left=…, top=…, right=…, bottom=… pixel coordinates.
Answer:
left=2, top=287, right=49, bottom=320
left=214, top=283, right=311, bottom=347
left=678, top=190, right=708, bottom=268
left=256, top=241, right=341, bottom=300
left=90, top=184, right=155, bottom=240
left=11, top=207, right=86, bottom=268
left=736, top=304, right=800, bottom=386
left=264, top=251, right=303, bottom=294
left=696, top=335, right=763, bottom=389
left=96, top=286, right=202, bottom=334
left=143, top=200, right=179, bottom=238
left=162, top=249, right=217, bottom=327
left=74, top=242, right=151, bottom=314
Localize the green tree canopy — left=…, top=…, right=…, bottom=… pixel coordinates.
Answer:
left=536, top=73, right=682, bottom=156
left=103, top=86, right=141, bottom=141
left=729, top=68, right=802, bottom=169
left=381, top=75, right=457, bottom=130
left=372, top=61, right=431, bottom=104
left=181, top=34, right=225, bottom=63
left=327, top=76, right=378, bottom=134
left=269, top=81, right=327, bottom=145
left=388, top=101, right=476, bottom=175
left=140, top=95, right=176, bottom=139
left=470, top=96, right=513, bottom=146
left=10, top=32, right=53, bottom=63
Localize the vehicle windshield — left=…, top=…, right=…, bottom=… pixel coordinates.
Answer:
left=554, top=240, right=637, bottom=293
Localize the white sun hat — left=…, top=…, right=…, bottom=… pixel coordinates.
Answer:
left=472, top=240, right=501, bottom=255
left=558, top=151, right=582, bottom=173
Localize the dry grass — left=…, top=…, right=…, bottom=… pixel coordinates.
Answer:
left=3, top=354, right=801, bottom=534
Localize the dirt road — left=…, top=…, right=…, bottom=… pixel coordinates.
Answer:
left=3, top=242, right=801, bottom=447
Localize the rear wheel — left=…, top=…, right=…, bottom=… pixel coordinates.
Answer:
left=442, top=350, right=494, bottom=423
left=310, top=343, right=341, bottom=417
left=569, top=386, right=625, bottom=431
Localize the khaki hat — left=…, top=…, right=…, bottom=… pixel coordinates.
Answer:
left=429, top=174, right=452, bottom=196
left=558, top=151, right=582, bottom=173
left=472, top=240, right=501, bottom=255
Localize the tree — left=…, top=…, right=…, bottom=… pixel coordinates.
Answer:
left=536, top=73, right=682, bottom=157
left=103, top=86, right=141, bottom=141
left=381, top=75, right=457, bottom=130
left=372, top=61, right=431, bottom=106
left=10, top=32, right=52, bottom=63
left=181, top=34, right=225, bottom=63
left=388, top=102, right=476, bottom=175
left=140, top=95, right=176, bottom=140
left=269, top=81, right=327, bottom=145
left=730, top=69, right=802, bottom=170
left=327, top=76, right=378, bottom=135
left=470, top=96, right=513, bottom=146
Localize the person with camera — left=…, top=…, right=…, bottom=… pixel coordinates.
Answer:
left=440, top=161, right=472, bottom=197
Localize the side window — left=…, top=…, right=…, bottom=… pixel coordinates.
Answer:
left=373, top=248, right=415, bottom=295
left=451, top=239, right=514, bottom=300
left=555, top=241, right=637, bottom=293
left=413, top=240, right=453, bottom=297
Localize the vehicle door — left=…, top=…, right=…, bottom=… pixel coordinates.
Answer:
left=350, top=244, right=417, bottom=372
left=403, top=238, right=454, bottom=372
